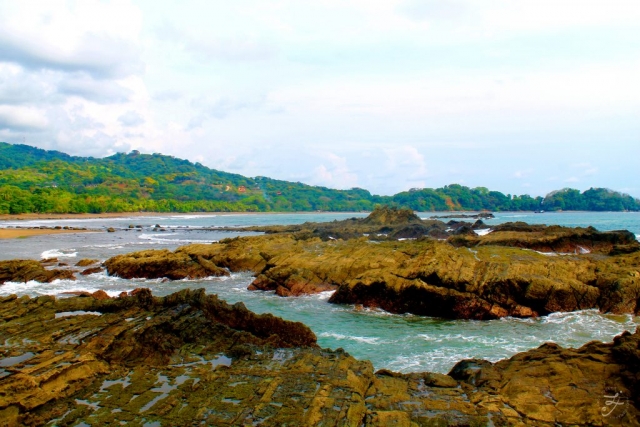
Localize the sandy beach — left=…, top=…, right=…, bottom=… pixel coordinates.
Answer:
left=0, top=211, right=308, bottom=239
left=0, top=228, right=96, bottom=239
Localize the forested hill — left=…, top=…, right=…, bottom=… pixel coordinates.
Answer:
left=0, top=142, right=638, bottom=214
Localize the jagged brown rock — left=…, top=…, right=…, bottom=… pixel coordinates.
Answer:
left=75, top=258, right=99, bottom=267
left=0, top=259, right=75, bottom=284
left=60, top=290, right=111, bottom=299
left=104, top=249, right=229, bottom=280
left=103, top=209, right=640, bottom=319
left=229, top=206, right=450, bottom=241
left=0, top=289, right=637, bottom=426
left=106, top=233, right=640, bottom=319
left=449, top=222, right=640, bottom=255
left=80, top=266, right=104, bottom=275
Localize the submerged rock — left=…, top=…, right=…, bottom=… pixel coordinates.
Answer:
left=0, top=289, right=637, bottom=426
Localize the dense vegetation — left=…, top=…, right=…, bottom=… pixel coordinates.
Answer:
left=0, top=142, right=638, bottom=214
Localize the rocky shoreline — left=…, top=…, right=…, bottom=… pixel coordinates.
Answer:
left=102, top=207, right=640, bottom=320
left=1, top=206, right=639, bottom=425
left=0, top=289, right=637, bottom=426
left=3, top=207, right=638, bottom=320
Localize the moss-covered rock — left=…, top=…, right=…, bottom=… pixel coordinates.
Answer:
left=1, top=290, right=637, bottom=426
left=104, top=230, right=640, bottom=319
left=104, top=249, right=230, bottom=280
left=0, top=259, right=75, bottom=284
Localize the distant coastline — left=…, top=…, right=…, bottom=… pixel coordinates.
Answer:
left=5, top=209, right=640, bottom=222
left=2, top=142, right=639, bottom=214
left=0, top=211, right=354, bottom=221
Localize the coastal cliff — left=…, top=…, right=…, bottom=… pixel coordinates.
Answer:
left=0, top=290, right=637, bottom=426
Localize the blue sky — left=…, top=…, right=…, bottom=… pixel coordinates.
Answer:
left=0, top=0, right=638, bottom=197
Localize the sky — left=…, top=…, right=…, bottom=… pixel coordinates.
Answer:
left=0, top=1, right=639, bottom=197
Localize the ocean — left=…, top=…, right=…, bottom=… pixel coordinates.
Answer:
left=1, top=211, right=639, bottom=374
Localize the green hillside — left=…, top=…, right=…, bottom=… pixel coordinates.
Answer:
left=0, top=142, right=638, bottom=214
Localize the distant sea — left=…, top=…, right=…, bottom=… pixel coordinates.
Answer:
left=1, top=211, right=638, bottom=373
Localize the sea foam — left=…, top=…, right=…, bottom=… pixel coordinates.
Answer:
left=41, top=249, right=77, bottom=259
left=474, top=228, right=492, bottom=236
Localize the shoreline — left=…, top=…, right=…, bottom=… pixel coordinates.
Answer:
left=0, top=211, right=370, bottom=221
left=2, top=210, right=636, bottom=221
left=0, top=228, right=96, bottom=239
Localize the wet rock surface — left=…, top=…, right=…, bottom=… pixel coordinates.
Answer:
left=235, top=206, right=452, bottom=241
left=0, top=259, right=75, bottom=284
left=449, top=222, right=640, bottom=255
left=0, top=289, right=637, bottom=426
left=104, top=248, right=230, bottom=280
left=229, top=207, right=639, bottom=255
left=106, top=233, right=640, bottom=319
left=428, top=212, right=495, bottom=219
left=10, top=206, right=633, bottom=319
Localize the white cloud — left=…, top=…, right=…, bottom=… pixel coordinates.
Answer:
left=0, top=0, right=638, bottom=197
left=310, top=153, right=359, bottom=189
left=118, top=111, right=145, bottom=127
left=0, top=0, right=142, bottom=78
left=383, top=146, right=428, bottom=178
left=58, top=73, right=133, bottom=104
left=0, top=106, right=48, bottom=131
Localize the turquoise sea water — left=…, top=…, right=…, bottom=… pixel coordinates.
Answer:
left=1, top=211, right=639, bottom=373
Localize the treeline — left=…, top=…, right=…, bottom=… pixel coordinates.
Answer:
left=541, top=188, right=640, bottom=212
left=390, top=185, right=543, bottom=211
left=0, top=142, right=638, bottom=214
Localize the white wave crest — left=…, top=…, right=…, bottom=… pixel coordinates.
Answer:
left=41, top=249, right=77, bottom=259
left=474, top=228, right=492, bottom=236
left=0, top=278, right=125, bottom=298
left=138, top=233, right=216, bottom=244
left=170, top=214, right=217, bottom=219
left=319, top=332, right=381, bottom=345
left=307, top=290, right=336, bottom=301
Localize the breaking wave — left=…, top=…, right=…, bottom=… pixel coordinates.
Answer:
left=41, top=249, right=77, bottom=259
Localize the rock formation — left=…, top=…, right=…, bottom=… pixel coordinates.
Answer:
left=105, top=232, right=640, bottom=319
left=7, top=207, right=638, bottom=320
left=0, top=289, right=637, bottom=426
left=449, top=222, right=640, bottom=255
left=104, top=248, right=230, bottom=280
left=0, top=259, right=75, bottom=284
left=230, top=206, right=451, bottom=241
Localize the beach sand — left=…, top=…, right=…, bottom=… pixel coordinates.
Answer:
left=0, top=228, right=96, bottom=239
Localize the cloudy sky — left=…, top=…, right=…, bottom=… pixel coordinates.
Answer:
left=1, top=1, right=639, bottom=197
